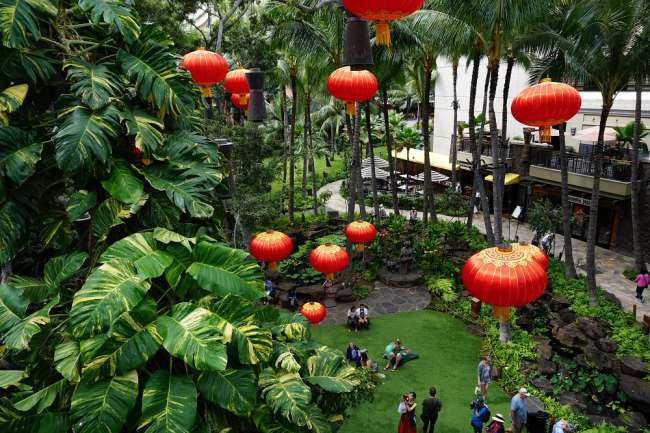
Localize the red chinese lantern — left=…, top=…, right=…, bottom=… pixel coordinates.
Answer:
left=343, top=0, right=424, bottom=46
left=327, top=67, right=378, bottom=116
left=511, top=78, right=581, bottom=143
left=300, top=302, right=327, bottom=325
left=249, top=230, right=293, bottom=272
left=309, top=243, right=350, bottom=281
left=181, top=48, right=229, bottom=98
left=225, top=68, right=250, bottom=105
left=512, top=242, right=549, bottom=270
left=345, top=221, right=376, bottom=251
left=230, top=93, right=250, bottom=110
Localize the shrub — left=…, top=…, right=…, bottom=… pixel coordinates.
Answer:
left=622, top=267, right=636, bottom=281
left=352, top=286, right=370, bottom=300
left=425, top=277, right=457, bottom=303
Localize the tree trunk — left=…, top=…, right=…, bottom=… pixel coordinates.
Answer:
left=499, top=53, right=514, bottom=236
left=382, top=88, right=400, bottom=216
left=302, top=96, right=309, bottom=197
left=422, top=64, right=433, bottom=225
left=307, top=100, right=318, bottom=215
left=356, top=115, right=367, bottom=220
left=289, top=73, right=297, bottom=224
left=430, top=70, right=438, bottom=223
left=631, top=80, right=645, bottom=272
left=348, top=103, right=362, bottom=222
left=282, top=89, right=289, bottom=185
left=559, top=123, right=577, bottom=277
left=366, top=102, right=380, bottom=225
left=488, top=61, right=503, bottom=244
left=451, top=58, right=459, bottom=188
left=586, top=102, right=612, bottom=305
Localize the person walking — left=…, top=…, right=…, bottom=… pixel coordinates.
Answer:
left=470, top=397, right=489, bottom=433
left=477, top=356, right=492, bottom=402
left=398, top=393, right=417, bottom=433
left=486, top=414, right=506, bottom=433
left=510, top=388, right=529, bottom=433
left=634, top=265, right=649, bottom=304
left=420, top=386, right=442, bottom=433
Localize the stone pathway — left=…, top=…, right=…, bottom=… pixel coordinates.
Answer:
left=318, top=180, right=650, bottom=323
left=321, top=281, right=430, bottom=325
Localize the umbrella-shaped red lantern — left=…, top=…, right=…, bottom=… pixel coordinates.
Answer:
left=345, top=220, right=376, bottom=251
left=511, top=78, right=581, bottom=143
left=512, top=242, right=549, bottom=270
left=343, top=0, right=424, bottom=46
left=225, top=68, right=250, bottom=105
left=309, top=243, right=350, bottom=281
left=249, top=230, right=293, bottom=272
left=300, top=302, right=327, bottom=325
left=327, top=66, right=378, bottom=116
left=181, top=49, right=229, bottom=98
left=230, top=93, right=250, bottom=110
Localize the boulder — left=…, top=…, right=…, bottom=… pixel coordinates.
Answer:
left=558, top=392, right=588, bottom=413
left=603, top=291, right=623, bottom=308
left=618, top=411, right=648, bottom=433
left=583, top=342, right=617, bottom=371
left=276, top=281, right=296, bottom=293
left=619, top=374, right=650, bottom=411
left=553, top=322, right=588, bottom=348
left=576, top=317, right=609, bottom=340
left=296, top=285, right=325, bottom=301
left=533, top=336, right=553, bottom=361
left=556, top=308, right=577, bottom=324
left=619, top=356, right=648, bottom=378
left=335, top=286, right=355, bottom=303
left=537, top=359, right=557, bottom=375
left=596, top=338, right=619, bottom=353
left=549, top=296, right=571, bottom=312
left=531, top=377, right=554, bottom=395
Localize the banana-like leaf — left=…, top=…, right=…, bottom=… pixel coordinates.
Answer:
left=197, top=368, right=257, bottom=415
left=156, top=302, right=227, bottom=372
left=80, top=297, right=161, bottom=380
left=44, top=251, right=88, bottom=289
left=220, top=320, right=272, bottom=365
left=54, top=105, right=120, bottom=172
left=54, top=339, right=81, bottom=383
left=162, top=131, right=220, bottom=165
left=304, top=351, right=359, bottom=393
left=0, top=412, right=70, bottom=433
left=0, top=0, right=54, bottom=48
left=0, top=370, right=26, bottom=389
left=139, top=192, right=181, bottom=230
left=0, top=84, right=28, bottom=124
left=70, top=259, right=150, bottom=338
left=8, top=275, right=48, bottom=302
left=117, top=41, right=193, bottom=118
left=274, top=351, right=301, bottom=373
left=0, top=282, right=28, bottom=329
left=121, top=105, right=164, bottom=154
left=152, top=228, right=195, bottom=250
left=13, top=379, right=66, bottom=413
left=273, top=313, right=310, bottom=342
left=253, top=405, right=331, bottom=433
left=77, top=0, right=140, bottom=43
left=0, top=126, right=42, bottom=185
left=101, top=159, right=144, bottom=204
left=65, top=190, right=96, bottom=222
left=258, top=368, right=312, bottom=427
left=90, top=198, right=131, bottom=240
left=64, top=59, right=123, bottom=110
left=0, top=46, right=55, bottom=82
left=3, top=295, right=57, bottom=350
left=99, top=232, right=173, bottom=279
left=139, top=370, right=197, bottom=433
left=0, top=200, right=29, bottom=264
left=70, top=370, right=139, bottom=433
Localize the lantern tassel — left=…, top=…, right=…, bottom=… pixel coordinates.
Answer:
left=201, top=86, right=212, bottom=98
left=239, top=94, right=247, bottom=105
left=355, top=244, right=365, bottom=252
left=345, top=101, right=356, bottom=117
left=492, top=306, right=510, bottom=320
left=268, top=261, right=278, bottom=272
left=540, top=126, right=551, bottom=143
left=375, top=22, right=391, bottom=46
left=325, top=273, right=334, bottom=281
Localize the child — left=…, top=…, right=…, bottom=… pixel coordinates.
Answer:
left=635, top=265, right=649, bottom=304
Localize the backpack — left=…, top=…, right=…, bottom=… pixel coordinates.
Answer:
left=481, top=406, right=491, bottom=423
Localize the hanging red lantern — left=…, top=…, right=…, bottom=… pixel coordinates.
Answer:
left=225, top=68, right=250, bottom=105
left=309, top=243, right=350, bottom=281
left=300, top=302, right=327, bottom=325
left=230, top=93, right=250, bottom=110
left=342, top=0, right=424, bottom=46
left=181, top=48, right=229, bottom=98
left=249, top=230, right=293, bottom=272
left=511, top=78, right=581, bottom=143
left=345, top=221, right=376, bottom=251
left=512, top=242, right=549, bottom=270
left=327, top=66, right=378, bottom=116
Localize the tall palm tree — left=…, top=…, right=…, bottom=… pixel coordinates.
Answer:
left=365, top=102, right=381, bottom=225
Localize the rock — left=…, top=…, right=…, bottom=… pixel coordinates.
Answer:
left=586, top=415, right=609, bottom=426
left=603, top=291, right=623, bottom=308
left=466, top=324, right=486, bottom=337
left=618, top=411, right=647, bottom=433
left=558, top=392, right=588, bottom=413
left=296, top=285, right=325, bottom=301
left=276, top=281, right=296, bottom=292
left=619, top=375, right=650, bottom=411
left=583, top=342, right=616, bottom=371
left=596, top=338, right=619, bottom=353
left=531, top=377, right=554, bottom=395
left=620, top=356, right=649, bottom=378
left=553, top=323, right=588, bottom=348
left=557, top=308, right=577, bottom=324
left=538, top=359, right=557, bottom=375
left=335, top=286, right=355, bottom=303
left=378, top=268, right=423, bottom=287
left=576, top=317, right=609, bottom=340
left=549, top=296, right=571, bottom=312
left=533, top=336, right=553, bottom=361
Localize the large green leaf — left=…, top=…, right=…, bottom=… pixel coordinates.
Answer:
left=197, top=368, right=257, bottom=415
left=139, top=370, right=197, bottom=433
left=54, top=105, right=120, bottom=172
left=64, top=59, right=123, bottom=110
left=153, top=228, right=195, bottom=250
left=90, top=198, right=132, bottom=240
left=0, top=282, right=28, bottom=329
left=0, top=46, right=55, bottom=82
left=157, top=302, right=227, bottom=372
left=121, top=105, right=164, bottom=154
left=258, top=368, right=312, bottom=427
left=0, top=412, right=69, bottom=433
left=0, top=370, right=26, bottom=389
left=0, top=200, right=29, bottom=264
left=54, top=339, right=81, bottom=383
left=44, top=251, right=88, bottom=289
left=3, top=296, right=57, bottom=350
left=253, top=406, right=331, bottom=433
left=70, top=370, right=139, bottom=433
left=70, top=259, right=150, bottom=338
left=0, top=0, right=48, bottom=48
left=13, top=379, right=66, bottom=413
left=99, top=232, right=173, bottom=279
left=304, top=351, right=359, bottom=393
left=0, top=83, right=28, bottom=124
left=8, top=275, right=48, bottom=302
left=0, top=126, right=42, bottom=185
left=163, top=131, right=220, bottom=165
left=139, top=192, right=181, bottom=230
left=77, top=0, right=140, bottom=43
left=65, top=190, right=97, bottom=222
left=101, top=159, right=144, bottom=204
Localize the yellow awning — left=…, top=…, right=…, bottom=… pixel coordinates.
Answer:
left=391, top=148, right=459, bottom=171
left=485, top=173, right=520, bottom=185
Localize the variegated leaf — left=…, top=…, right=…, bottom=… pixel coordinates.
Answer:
left=197, top=368, right=257, bottom=415
left=139, top=370, right=197, bottom=433
left=54, top=339, right=81, bottom=383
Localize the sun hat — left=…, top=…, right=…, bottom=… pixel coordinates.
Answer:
left=492, top=414, right=505, bottom=423
left=519, top=387, right=529, bottom=396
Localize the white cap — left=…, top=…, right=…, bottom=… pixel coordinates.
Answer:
left=519, top=387, right=529, bottom=396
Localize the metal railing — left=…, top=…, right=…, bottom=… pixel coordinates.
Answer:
left=530, top=148, right=632, bottom=182
left=458, top=137, right=494, bottom=156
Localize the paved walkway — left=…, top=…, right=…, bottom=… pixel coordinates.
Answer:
left=319, top=180, right=650, bottom=323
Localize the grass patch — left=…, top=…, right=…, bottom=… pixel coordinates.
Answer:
left=312, top=310, right=512, bottom=433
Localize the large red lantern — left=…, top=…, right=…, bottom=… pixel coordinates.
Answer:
left=250, top=230, right=293, bottom=272
left=327, top=67, right=378, bottom=116
left=309, top=243, right=350, bottom=281
left=224, top=68, right=250, bottom=105
left=181, top=49, right=229, bottom=97
left=512, top=242, right=548, bottom=270
left=343, top=0, right=424, bottom=46
left=300, top=302, right=327, bottom=325
left=345, top=221, right=376, bottom=251
left=511, top=78, right=581, bottom=143
left=230, top=93, right=250, bottom=110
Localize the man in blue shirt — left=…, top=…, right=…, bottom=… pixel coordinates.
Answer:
left=510, top=388, right=529, bottom=433
left=470, top=398, right=489, bottom=433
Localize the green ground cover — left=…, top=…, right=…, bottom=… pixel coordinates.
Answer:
left=312, top=310, right=512, bottom=433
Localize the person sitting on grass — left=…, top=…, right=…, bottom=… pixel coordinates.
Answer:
left=385, top=338, right=410, bottom=371
left=357, top=304, right=369, bottom=329
left=346, top=342, right=361, bottom=366
left=347, top=306, right=359, bottom=331
left=360, top=349, right=378, bottom=372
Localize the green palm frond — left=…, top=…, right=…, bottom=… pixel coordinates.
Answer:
left=64, top=59, right=124, bottom=110
left=77, top=0, right=140, bottom=43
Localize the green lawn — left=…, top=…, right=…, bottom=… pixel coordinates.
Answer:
left=312, top=311, right=512, bottom=433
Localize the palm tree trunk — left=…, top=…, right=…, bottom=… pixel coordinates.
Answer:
left=499, top=53, right=514, bottom=233
left=559, top=123, right=577, bottom=277
left=382, top=88, right=400, bottom=215
left=422, top=64, right=433, bottom=225
left=451, top=58, right=459, bottom=188
left=282, top=90, right=289, bottom=185
left=307, top=100, right=318, bottom=215
left=348, top=104, right=362, bottom=222
left=289, top=73, right=297, bottom=224
left=468, top=67, right=491, bottom=229
left=356, top=117, right=367, bottom=220
left=488, top=61, right=503, bottom=244
left=631, top=80, right=645, bottom=272
left=366, top=102, right=380, bottom=225
left=302, top=97, right=309, bottom=197
left=586, top=102, right=612, bottom=305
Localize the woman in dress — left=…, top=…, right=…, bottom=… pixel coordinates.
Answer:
left=398, top=393, right=417, bottom=433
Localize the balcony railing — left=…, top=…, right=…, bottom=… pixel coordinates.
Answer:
left=458, top=137, right=494, bottom=157
left=530, top=148, right=632, bottom=182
